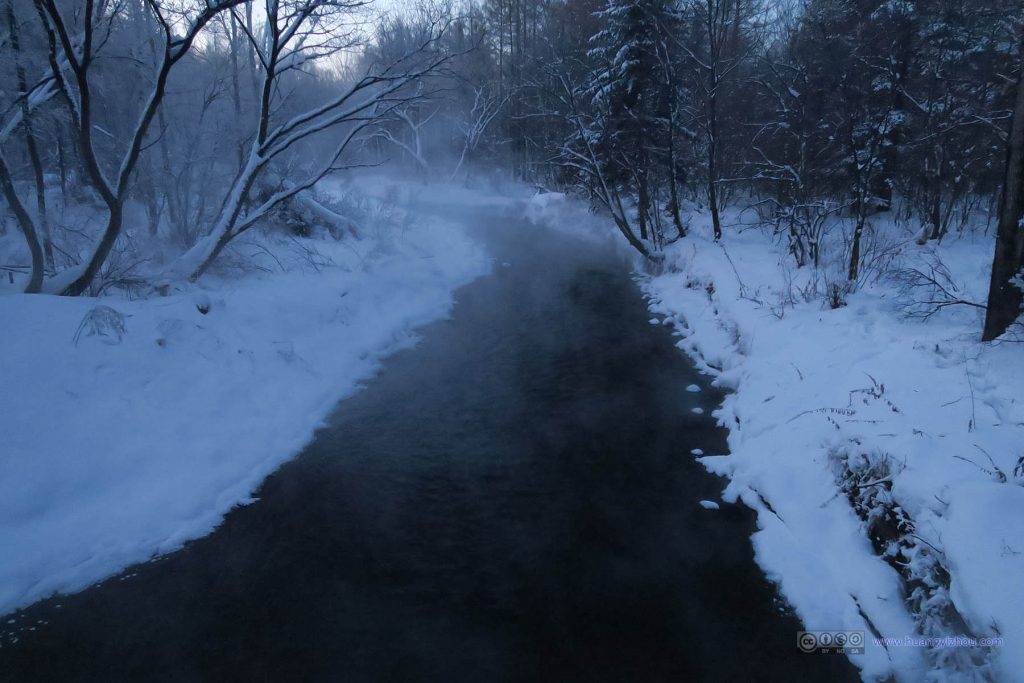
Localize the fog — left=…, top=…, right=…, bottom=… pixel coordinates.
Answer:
left=1, top=1, right=1023, bottom=681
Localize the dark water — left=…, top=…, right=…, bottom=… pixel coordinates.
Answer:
left=0, top=210, right=858, bottom=682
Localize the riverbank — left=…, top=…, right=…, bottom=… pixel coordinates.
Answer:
left=644, top=215, right=1024, bottom=682
left=527, top=193, right=1024, bottom=682
left=0, top=201, right=856, bottom=683
left=0, top=179, right=490, bottom=618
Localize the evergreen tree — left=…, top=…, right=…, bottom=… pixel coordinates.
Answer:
left=586, top=0, right=682, bottom=247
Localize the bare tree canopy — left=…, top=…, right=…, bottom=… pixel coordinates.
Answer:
left=0, top=0, right=1021, bottom=340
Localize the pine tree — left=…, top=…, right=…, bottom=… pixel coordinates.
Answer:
left=586, top=0, right=681, bottom=247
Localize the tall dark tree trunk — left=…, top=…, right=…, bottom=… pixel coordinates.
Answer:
left=848, top=213, right=866, bottom=281
left=929, top=184, right=943, bottom=241
left=228, top=11, right=246, bottom=171
left=707, top=89, right=722, bottom=240
left=56, top=133, right=68, bottom=199
left=667, top=111, right=686, bottom=239
left=637, top=167, right=650, bottom=241
left=144, top=183, right=161, bottom=236
left=669, top=169, right=685, bottom=239
left=0, top=153, right=44, bottom=293
left=981, top=56, right=1024, bottom=341
left=156, top=106, right=182, bottom=234
left=927, top=149, right=946, bottom=241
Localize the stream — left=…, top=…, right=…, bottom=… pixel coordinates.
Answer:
left=0, top=205, right=858, bottom=682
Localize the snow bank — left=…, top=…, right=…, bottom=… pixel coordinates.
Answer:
left=526, top=196, right=1023, bottom=682
left=644, top=211, right=1023, bottom=681
left=0, top=180, right=489, bottom=616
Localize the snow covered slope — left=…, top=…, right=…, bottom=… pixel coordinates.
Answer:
left=527, top=192, right=1024, bottom=682
left=0, top=180, right=489, bottom=617
left=643, top=215, right=1023, bottom=682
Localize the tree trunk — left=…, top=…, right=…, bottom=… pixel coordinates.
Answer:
left=56, top=133, right=68, bottom=200
left=183, top=152, right=265, bottom=280
left=848, top=213, right=865, bottom=281
left=667, top=116, right=686, bottom=239
left=636, top=169, right=649, bottom=241
left=929, top=188, right=943, bottom=241
left=64, top=202, right=124, bottom=296
left=229, top=11, right=245, bottom=170
left=0, top=152, right=44, bottom=293
left=191, top=228, right=234, bottom=281
left=7, top=2, right=53, bottom=269
left=144, top=184, right=161, bottom=236
left=612, top=213, right=655, bottom=261
left=981, top=57, right=1024, bottom=341
left=708, top=89, right=722, bottom=240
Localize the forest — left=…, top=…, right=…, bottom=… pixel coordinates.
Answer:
left=1, top=0, right=1022, bottom=339
left=1, top=1, right=1023, bottom=682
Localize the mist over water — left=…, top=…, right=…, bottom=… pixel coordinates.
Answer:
left=0, top=204, right=857, bottom=682
left=2, top=0, right=1020, bottom=679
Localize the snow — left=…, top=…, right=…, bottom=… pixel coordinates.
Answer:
left=686, top=384, right=701, bottom=392
left=525, top=194, right=1024, bottom=682
left=643, top=209, right=1023, bottom=681
left=691, top=448, right=704, bottom=455
left=0, top=178, right=489, bottom=617
left=5, top=173, right=1019, bottom=683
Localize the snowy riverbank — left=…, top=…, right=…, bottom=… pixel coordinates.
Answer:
left=529, top=193, right=1024, bottom=682
left=648, top=219, right=1023, bottom=682
left=0, top=179, right=490, bottom=617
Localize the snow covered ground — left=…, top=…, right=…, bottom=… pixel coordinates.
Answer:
left=0, top=177, right=490, bottom=617
left=528, top=193, right=1024, bottom=682
left=3, top=173, right=1020, bottom=682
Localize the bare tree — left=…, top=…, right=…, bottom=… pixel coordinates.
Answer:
left=171, top=0, right=456, bottom=280
left=378, top=104, right=438, bottom=175
left=0, top=0, right=64, bottom=292
left=677, top=0, right=759, bottom=241
left=541, top=60, right=656, bottom=260
left=449, top=83, right=508, bottom=180
left=6, top=1, right=52, bottom=268
left=33, top=0, right=245, bottom=295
